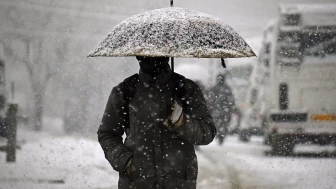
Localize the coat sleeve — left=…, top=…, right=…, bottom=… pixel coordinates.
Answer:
left=173, top=81, right=217, bottom=145
left=97, top=85, right=133, bottom=172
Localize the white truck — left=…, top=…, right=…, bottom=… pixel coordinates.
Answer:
left=237, top=27, right=274, bottom=141
left=260, top=4, right=336, bottom=155
left=237, top=61, right=267, bottom=141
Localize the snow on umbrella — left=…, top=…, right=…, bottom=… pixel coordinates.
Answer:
left=87, top=7, right=256, bottom=58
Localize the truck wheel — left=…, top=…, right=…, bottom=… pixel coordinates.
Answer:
left=271, top=135, right=294, bottom=156
left=330, top=136, right=336, bottom=146
left=263, top=134, right=271, bottom=145
left=238, top=129, right=250, bottom=142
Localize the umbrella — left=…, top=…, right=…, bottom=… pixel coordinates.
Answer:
left=87, top=4, right=255, bottom=60
left=88, top=1, right=256, bottom=121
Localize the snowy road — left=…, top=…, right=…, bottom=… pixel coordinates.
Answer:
left=1, top=126, right=336, bottom=189
left=199, top=137, right=336, bottom=189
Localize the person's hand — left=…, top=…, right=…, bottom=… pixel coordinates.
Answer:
left=174, top=113, right=184, bottom=127
left=171, top=101, right=183, bottom=127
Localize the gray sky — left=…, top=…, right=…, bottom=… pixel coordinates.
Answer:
left=174, top=0, right=336, bottom=38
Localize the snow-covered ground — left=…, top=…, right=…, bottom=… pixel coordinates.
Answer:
left=199, top=137, right=336, bottom=189
left=1, top=121, right=335, bottom=189
left=0, top=129, right=118, bottom=188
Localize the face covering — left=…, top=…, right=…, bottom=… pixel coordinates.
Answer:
left=137, top=56, right=170, bottom=75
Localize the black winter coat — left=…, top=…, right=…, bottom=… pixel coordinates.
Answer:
left=97, top=70, right=216, bottom=189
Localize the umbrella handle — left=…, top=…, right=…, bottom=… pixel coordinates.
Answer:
left=171, top=57, right=174, bottom=72
left=170, top=0, right=173, bottom=7
left=221, top=58, right=226, bottom=68
left=171, top=57, right=174, bottom=104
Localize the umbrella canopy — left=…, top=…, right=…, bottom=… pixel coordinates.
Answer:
left=88, top=7, right=255, bottom=58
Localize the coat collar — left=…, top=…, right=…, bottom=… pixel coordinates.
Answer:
left=139, top=67, right=172, bottom=86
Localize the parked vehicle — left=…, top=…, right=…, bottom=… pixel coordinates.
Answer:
left=260, top=4, right=336, bottom=155
left=237, top=22, right=275, bottom=141
left=0, top=59, right=19, bottom=162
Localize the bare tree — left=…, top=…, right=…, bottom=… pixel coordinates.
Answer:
left=0, top=0, right=71, bottom=130
left=1, top=0, right=124, bottom=132
left=1, top=36, right=67, bottom=130
left=27, top=39, right=66, bottom=131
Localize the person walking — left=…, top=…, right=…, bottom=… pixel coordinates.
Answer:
left=208, top=74, right=235, bottom=145
left=97, top=56, right=216, bottom=189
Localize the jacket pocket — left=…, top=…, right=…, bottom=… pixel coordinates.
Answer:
left=128, top=155, right=140, bottom=181
left=163, top=178, right=196, bottom=189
